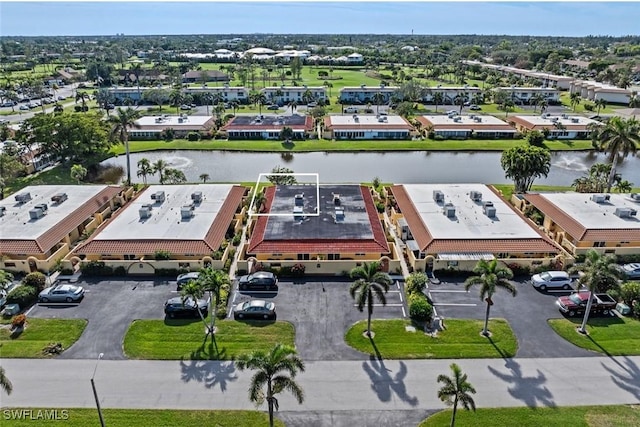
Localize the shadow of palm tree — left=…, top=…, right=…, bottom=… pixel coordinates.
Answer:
left=487, top=336, right=512, bottom=359
left=600, top=356, right=640, bottom=401
left=361, top=355, right=419, bottom=406
left=179, top=356, right=238, bottom=391
left=487, top=359, right=556, bottom=408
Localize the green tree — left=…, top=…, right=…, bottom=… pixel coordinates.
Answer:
left=108, top=107, right=141, bottom=186
left=595, top=98, right=607, bottom=116
left=136, top=158, right=154, bottom=185
left=267, top=166, right=297, bottom=185
left=437, top=363, right=476, bottom=427
left=500, top=145, right=551, bottom=193
left=569, top=249, right=625, bottom=334
left=281, top=126, right=294, bottom=142
left=570, top=92, right=581, bottom=112
left=596, top=117, right=640, bottom=192
left=236, top=343, right=305, bottom=427
left=197, top=268, right=230, bottom=339
left=75, top=91, right=89, bottom=112
left=163, top=168, right=187, bottom=184
left=432, top=92, right=444, bottom=112
left=349, top=261, right=392, bottom=337
left=178, top=280, right=208, bottom=327
left=70, top=164, right=87, bottom=184
left=199, top=173, right=210, bottom=183
left=0, top=366, right=12, bottom=396
left=372, top=92, right=385, bottom=114
left=142, top=88, right=170, bottom=112
left=153, top=159, right=168, bottom=184
left=464, top=259, right=515, bottom=336
left=0, top=270, right=14, bottom=296
left=169, top=89, right=185, bottom=114
left=0, top=147, right=25, bottom=200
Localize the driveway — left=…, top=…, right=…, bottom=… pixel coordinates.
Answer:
left=426, top=274, right=596, bottom=358
left=230, top=277, right=407, bottom=361
left=27, top=278, right=176, bottom=360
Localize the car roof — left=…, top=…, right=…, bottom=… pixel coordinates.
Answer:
left=251, top=271, right=275, bottom=278
left=540, top=271, right=568, bottom=277
left=623, top=263, right=640, bottom=269
left=248, top=300, right=268, bottom=307
left=54, top=284, right=79, bottom=291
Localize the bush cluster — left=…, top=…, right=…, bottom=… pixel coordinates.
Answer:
left=23, top=272, right=46, bottom=291
left=7, top=286, right=38, bottom=308
left=11, top=314, right=27, bottom=328
left=405, top=272, right=433, bottom=324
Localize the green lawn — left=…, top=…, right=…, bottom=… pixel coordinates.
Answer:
left=344, top=319, right=517, bottom=359
left=0, top=318, right=87, bottom=358
left=419, top=405, right=640, bottom=427
left=0, top=409, right=283, bottom=427
left=492, top=184, right=575, bottom=201
left=124, top=318, right=295, bottom=360
left=548, top=316, right=640, bottom=356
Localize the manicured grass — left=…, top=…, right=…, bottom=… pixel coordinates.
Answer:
left=5, top=163, right=77, bottom=197
left=548, top=316, right=640, bottom=356
left=419, top=405, right=640, bottom=427
left=0, top=318, right=87, bottom=358
left=492, top=184, right=575, bottom=201
left=124, top=318, right=295, bottom=360
left=0, top=408, right=284, bottom=427
left=344, top=319, right=517, bottom=359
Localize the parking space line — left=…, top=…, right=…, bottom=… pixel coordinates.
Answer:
left=353, top=303, right=404, bottom=307
left=433, top=303, right=478, bottom=307
left=429, top=290, right=469, bottom=293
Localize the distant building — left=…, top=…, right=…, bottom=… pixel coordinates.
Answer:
left=425, top=86, right=483, bottom=105
left=130, top=115, right=215, bottom=140
left=221, top=114, right=314, bottom=140
left=416, top=114, right=517, bottom=139
left=493, top=87, right=561, bottom=105
left=508, top=114, right=602, bottom=139
left=261, top=86, right=327, bottom=105
left=339, top=85, right=398, bottom=104
left=182, top=70, right=230, bottom=83
left=569, top=80, right=632, bottom=104
left=323, top=114, right=413, bottom=140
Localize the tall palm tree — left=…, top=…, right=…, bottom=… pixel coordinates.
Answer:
left=236, top=343, right=305, bottom=427
left=372, top=92, right=385, bottom=115
left=130, top=63, right=143, bottom=101
left=179, top=280, right=208, bottom=327
left=75, top=91, right=89, bottom=113
left=433, top=92, right=444, bottom=112
left=152, top=159, right=168, bottom=185
left=594, top=98, right=607, bottom=116
left=437, top=363, right=476, bottom=427
left=0, top=366, right=12, bottom=395
left=197, top=267, right=230, bottom=339
left=70, top=164, right=87, bottom=184
left=108, top=107, right=141, bottom=186
left=597, top=116, right=640, bottom=192
left=464, top=259, right=516, bottom=336
left=199, top=173, right=210, bottom=183
left=454, top=92, right=466, bottom=115
left=349, top=261, right=392, bottom=337
left=569, top=249, right=625, bottom=334
left=136, top=158, right=153, bottom=185
left=530, top=93, right=544, bottom=113
left=570, top=91, right=581, bottom=112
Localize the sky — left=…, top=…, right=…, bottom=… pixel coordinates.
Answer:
left=1, top=1, right=639, bottom=37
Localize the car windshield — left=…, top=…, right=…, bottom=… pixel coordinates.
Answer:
left=539, top=272, right=552, bottom=280
left=569, top=294, right=585, bottom=304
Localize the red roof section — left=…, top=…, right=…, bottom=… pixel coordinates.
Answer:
left=247, top=185, right=389, bottom=254
left=0, top=186, right=123, bottom=255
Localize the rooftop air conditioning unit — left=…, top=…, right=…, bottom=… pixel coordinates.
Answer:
left=605, top=194, right=611, bottom=201
left=34, top=203, right=48, bottom=213
left=561, top=113, right=568, bottom=119
left=0, top=206, right=6, bottom=217
left=551, top=117, right=558, bottom=122
left=335, top=207, right=345, bottom=222
left=295, top=193, right=304, bottom=207
left=139, top=206, right=152, bottom=219
left=29, top=208, right=45, bottom=220
left=591, top=194, right=606, bottom=203
left=333, top=193, right=341, bottom=206
left=453, top=117, right=462, bottom=122
left=485, top=206, right=497, bottom=218
left=51, top=193, right=68, bottom=204
left=151, top=191, right=165, bottom=202
left=181, top=205, right=195, bottom=219
left=433, top=190, right=445, bottom=203
left=178, top=117, right=183, bottom=123
left=443, top=203, right=456, bottom=218
left=469, top=191, right=482, bottom=201
left=191, top=192, right=203, bottom=203
left=614, top=207, right=633, bottom=218
left=541, top=113, right=549, bottom=119
left=293, top=206, right=304, bottom=221
left=15, top=192, right=32, bottom=203
left=475, top=117, right=482, bottom=122
left=571, top=117, right=579, bottom=123
left=629, top=193, right=640, bottom=202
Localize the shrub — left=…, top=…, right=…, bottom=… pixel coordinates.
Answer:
left=23, top=272, right=47, bottom=291
left=618, top=282, right=640, bottom=307
left=409, top=294, right=433, bottom=323
left=375, top=201, right=385, bottom=213
left=527, top=130, right=545, bottom=147
left=154, top=250, right=171, bottom=261
left=7, top=286, right=38, bottom=308
left=113, top=266, right=127, bottom=276
left=633, top=301, right=640, bottom=319
left=187, top=131, right=200, bottom=141
left=291, top=263, right=306, bottom=277
left=405, top=272, right=428, bottom=295
left=154, top=268, right=183, bottom=277
left=232, top=232, right=242, bottom=246
left=12, top=314, right=27, bottom=328
left=81, top=261, right=114, bottom=276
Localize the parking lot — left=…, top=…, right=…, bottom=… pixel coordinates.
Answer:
left=425, top=274, right=596, bottom=358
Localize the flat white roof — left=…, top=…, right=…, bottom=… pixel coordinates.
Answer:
left=539, top=193, right=640, bottom=230
left=95, top=184, right=234, bottom=241
left=0, top=185, right=109, bottom=240
left=402, top=184, right=540, bottom=239
left=329, top=115, right=409, bottom=126
left=512, top=115, right=600, bottom=126
left=423, top=115, right=512, bottom=126
left=135, top=115, right=211, bottom=127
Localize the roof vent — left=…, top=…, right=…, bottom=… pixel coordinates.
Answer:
left=474, top=117, right=482, bottom=122
left=614, top=207, right=637, bottom=218
left=629, top=193, right=640, bottom=202
left=181, top=205, right=195, bottom=219
left=151, top=191, right=165, bottom=202
left=51, top=193, right=68, bottom=204
left=433, top=190, right=444, bottom=203
left=0, top=206, right=6, bottom=217
left=335, top=207, right=345, bottom=222
left=191, top=191, right=203, bottom=203
left=29, top=207, right=46, bottom=220
left=561, top=113, right=568, bottom=119
left=15, top=192, right=32, bottom=204
left=483, top=201, right=496, bottom=218
left=332, top=193, right=341, bottom=206
left=293, top=206, right=304, bottom=221
left=571, top=117, right=579, bottom=123
left=139, top=205, right=152, bottom=219
left=295, top=193, right=304, bottom=207
left=453, top=116, right=462, bottom=122
left=443, top=203, right=456, bottom=218
left=469, top=191, right=482, bottom=202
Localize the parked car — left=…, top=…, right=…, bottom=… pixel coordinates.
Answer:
left=469, top=104, right=481, bottom=111
left=621, top=263, right=640, bottom=279
left=556, top=291, right=617, bottom=317
left=267, top=104, right=279, bottom=110
left=1, top=101, right=16, bottom=107
left=530, top=271, right=573, bottom=291
left=307, top=102, right=318, bottom=108
left=19, top=105, right=30, bottom=111
left=233, top=299, right=276, bottom=320
left=446, top=110, right=458, bottom=115
left=176, top=272, right=200, bottom=290
left=237, top=271, right=278, bottom=291
left=164, top=296, right=209, bottom=319
left=38, top=283, right=85, bottom=303
left=179, top=104, right=192, bottom=110
left=344, top=106, right=359, bottom=113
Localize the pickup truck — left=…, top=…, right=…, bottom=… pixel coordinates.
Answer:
left=556, top=292, right=617, bottom=317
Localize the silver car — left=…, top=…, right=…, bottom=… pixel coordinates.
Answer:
left=621, top=263, right=640, bottom=279
left=530, top=271, right=573, bottom=291
left=38, top=283, right=85, bottom=303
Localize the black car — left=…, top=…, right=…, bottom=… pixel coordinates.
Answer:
left=233, top=299, right=276, bottom=320
left=267, top=105, right=279, bottom=110
left=164, top=296, right=209, bottom=318
left=237, top=271, right=278, bottom=291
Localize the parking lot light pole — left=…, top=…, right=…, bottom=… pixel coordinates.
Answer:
left=91, top=353, right=106, bottom=427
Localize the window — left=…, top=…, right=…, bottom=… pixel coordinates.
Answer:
left=328, top=254, right=340, bottom=260
left=124, top=254, right=136, bottom=260
left=593, top=242, right=606, bottom=247
left=297, top=254, right=310, bottom=260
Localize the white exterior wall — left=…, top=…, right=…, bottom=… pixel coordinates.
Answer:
left=262, top=87, right=327, bottom=104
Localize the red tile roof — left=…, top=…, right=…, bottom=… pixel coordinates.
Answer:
left=391, top=185, right=560, bottom=255
left=247, top=185, right=389, bottom=254
left=75, top=186, right=246, bottom=255
left=0, top=186, right=124, bottom=255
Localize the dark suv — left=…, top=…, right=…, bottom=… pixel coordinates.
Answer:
left=237, top=271, right=278, bottom=291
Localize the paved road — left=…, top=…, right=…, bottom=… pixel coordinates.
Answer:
left=2, top=356, right=639, bottom=415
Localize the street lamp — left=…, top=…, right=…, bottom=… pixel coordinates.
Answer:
left=91, top=353, right=106, bottom=427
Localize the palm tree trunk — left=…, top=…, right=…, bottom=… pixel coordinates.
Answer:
left=482, top=301, right=491, bottom=336
left=125, top=138, right=132, bottom=186
left=208, top=290, right=217, bottom=336
left=450, top=398, right=458, bottom=427
left=367, top=310, right=372, bottom=337
left=578, top=294, right=594, bottom=334
left=267, top=384, right=275, bottom=427
left=606, top=152, right=619, bottom=193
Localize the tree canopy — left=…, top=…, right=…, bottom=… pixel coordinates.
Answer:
left=500, top=145, right=551, bottom=193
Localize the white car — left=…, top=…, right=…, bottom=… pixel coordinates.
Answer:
left=531, top=271, right=573, bottom=291
left=621, top=263, right=640, bottom=279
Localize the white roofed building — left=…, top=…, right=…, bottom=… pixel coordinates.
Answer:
left=416, top=114, right=517, bottom=139
left=323, top=114, right=414, bottom=140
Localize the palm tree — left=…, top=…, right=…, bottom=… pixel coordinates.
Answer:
left=131, top=63, right=143, bottom=101
left=437, top=363, right=476, bottom=427
left=569, top=249, right=625, bottom=334
left=433, top=92, right=444, bottom=112
left=597, top=117, right=640, bottom=192
left=570, top=91, right=581, bottom=112
left=0, top=366, right=13, bottom=395
left=199, top=173, right=210, bottom=183
left=108, top=107, right=141, bottom=186
left=70, top=164, right=87, bottom=184
left=136, top=158, right=153, bottom=184
left=152, top=159, right=168, bottom=184
left=179, top=280, right=208, bottom=327
left=464, top=259, right=515, bottom=336
left=595, top=98, right=607, bottom=116
left=349, top=261, right=392, bottom=337
left=236, top=343, right=305, bottom=427
left=454, top=92, right=466, bottom=115
left=530, top=93, right=544, bottom=113
left=372, top=92, right=384, bottom=115
left=230, top=99, right=240, bottom=116
left=75, top=91, right=89, bottom=113
left=198, top=267, right=230, bottom=338
left=169, top=89, right=184, bottom=114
